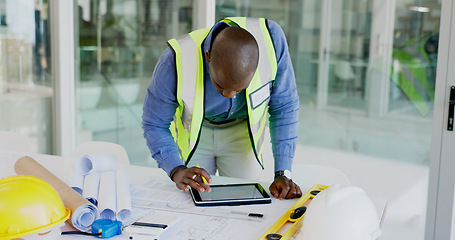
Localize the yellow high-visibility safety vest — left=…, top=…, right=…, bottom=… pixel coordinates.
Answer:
left=167, top=17, right=277, bottom=168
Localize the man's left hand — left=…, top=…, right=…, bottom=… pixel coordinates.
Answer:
left=269, top=176, right=302, bottom=200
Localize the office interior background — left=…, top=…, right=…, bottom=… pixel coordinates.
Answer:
left=1, top=0, right=455, bottom=239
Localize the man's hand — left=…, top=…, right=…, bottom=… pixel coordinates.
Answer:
left=269, top=176, right=302, bottom=200
left=171, top=166, right=212, bottom=193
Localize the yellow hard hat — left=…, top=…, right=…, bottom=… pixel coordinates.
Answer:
left=0, top=175, right=71, bottom=240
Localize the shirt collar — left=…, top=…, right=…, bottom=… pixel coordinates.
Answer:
left=203, top=21, right=231, bottom=56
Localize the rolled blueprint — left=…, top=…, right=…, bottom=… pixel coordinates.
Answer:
left=83, top=171, right=101, bottom=206
left=98, top=171, right=117, bottom=220
left=116, top=168, right=132, bottom=222
left=66, top=170, right=85, bottom=195
left=77, top=154, right=118, bottom=175
left=15, top=156, right=98, bottom=232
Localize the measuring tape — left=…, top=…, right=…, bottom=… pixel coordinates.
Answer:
left=259, top=184, right=329, bottom=240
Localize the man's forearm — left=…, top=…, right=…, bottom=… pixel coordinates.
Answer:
left=143, top=127, right=184, bottom=176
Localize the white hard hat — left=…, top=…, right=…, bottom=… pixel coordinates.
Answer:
left=298, top=184, right=382, bottom=240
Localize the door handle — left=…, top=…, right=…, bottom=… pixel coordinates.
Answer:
left=448, top=86, right=455, bottom=131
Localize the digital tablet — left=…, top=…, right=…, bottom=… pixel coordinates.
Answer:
left=189, top=183, right=271, bottom=206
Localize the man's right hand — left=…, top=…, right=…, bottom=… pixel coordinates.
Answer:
left=171, top=166, right=212, bottom=193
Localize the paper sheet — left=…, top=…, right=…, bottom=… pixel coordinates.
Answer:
left=128, top=178, right=278, bottom=240
left=66, top=170, right=84, bottom=195
left=98, top=171, right=117, bottom=220
left=124, top=213, right=180, bottom=240
left=130, top=179, right=263, bottom=221
left=14, top=156, right=98, bottom=232
left=116, top=168, right=132, bottom=222
left=131, top=178, right=194, bottom=205
left=77, top=154, right=118, bottom=175
left=83, top=171, right=101, bottom=206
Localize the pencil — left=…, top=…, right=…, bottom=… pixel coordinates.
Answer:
left=196, top=164, right=208, bottom=184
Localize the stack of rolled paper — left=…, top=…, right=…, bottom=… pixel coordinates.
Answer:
left=66, top=155, right=132, bottom=223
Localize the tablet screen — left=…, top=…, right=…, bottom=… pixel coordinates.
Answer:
left=199, top=184, right=264, bottom=201
left=190, top=183, right=271, bottom=206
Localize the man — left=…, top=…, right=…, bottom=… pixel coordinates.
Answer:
left=142, top=17, right=301, bottom=199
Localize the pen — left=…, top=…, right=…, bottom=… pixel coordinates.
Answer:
left=230, top=211, right=264, bottom=218
left=248, top=213, right=264, bottom=218
left=196, top=164, right=208, bottom=183
left=132, top=222, right=168, bottom=229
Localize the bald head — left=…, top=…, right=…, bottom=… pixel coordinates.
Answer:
left=206, top=27, right=259, bottom=98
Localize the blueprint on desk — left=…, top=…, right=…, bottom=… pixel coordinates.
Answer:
left=128, top=178, right=292, bottom=240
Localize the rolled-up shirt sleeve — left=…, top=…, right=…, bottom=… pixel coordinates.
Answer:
left=142, top=47, right=184, bottom=176
left=267, top=20, right=299, bottom=173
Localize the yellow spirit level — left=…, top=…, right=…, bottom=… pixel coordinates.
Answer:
left=259, top=184, right=329, bottom=240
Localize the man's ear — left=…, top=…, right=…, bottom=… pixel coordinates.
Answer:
left=205, top=50, right=211, bottom=63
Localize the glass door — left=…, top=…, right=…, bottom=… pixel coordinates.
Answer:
left=306, top=1, right=442, bottom=239
left=312, top=0, right=439, bottom=163
left=426, top=0, right=455, bottom=238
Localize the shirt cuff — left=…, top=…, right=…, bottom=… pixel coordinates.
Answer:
left=274, top=156, right=293, bottom=173
left=152, top=147, right=185, bottom=176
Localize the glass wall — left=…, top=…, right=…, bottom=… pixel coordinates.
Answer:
left=0, top=0, right=53, bottom=153
left=75, top=0, right=193, bottom=166
left=216, top=0, right=440, bottom=239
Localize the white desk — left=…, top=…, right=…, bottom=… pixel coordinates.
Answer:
left=0, top=150, right=300, bottom=240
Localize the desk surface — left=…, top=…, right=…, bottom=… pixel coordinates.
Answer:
left=0, top=150, right=300, bottom=240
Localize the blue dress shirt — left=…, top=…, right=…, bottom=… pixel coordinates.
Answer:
left=142, top=19, right=299, bottom=176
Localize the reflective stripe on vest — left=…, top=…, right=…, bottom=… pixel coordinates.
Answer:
left=168, top=17, right=277, bottom=167
left=168, top=28, right=209, bottom=160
